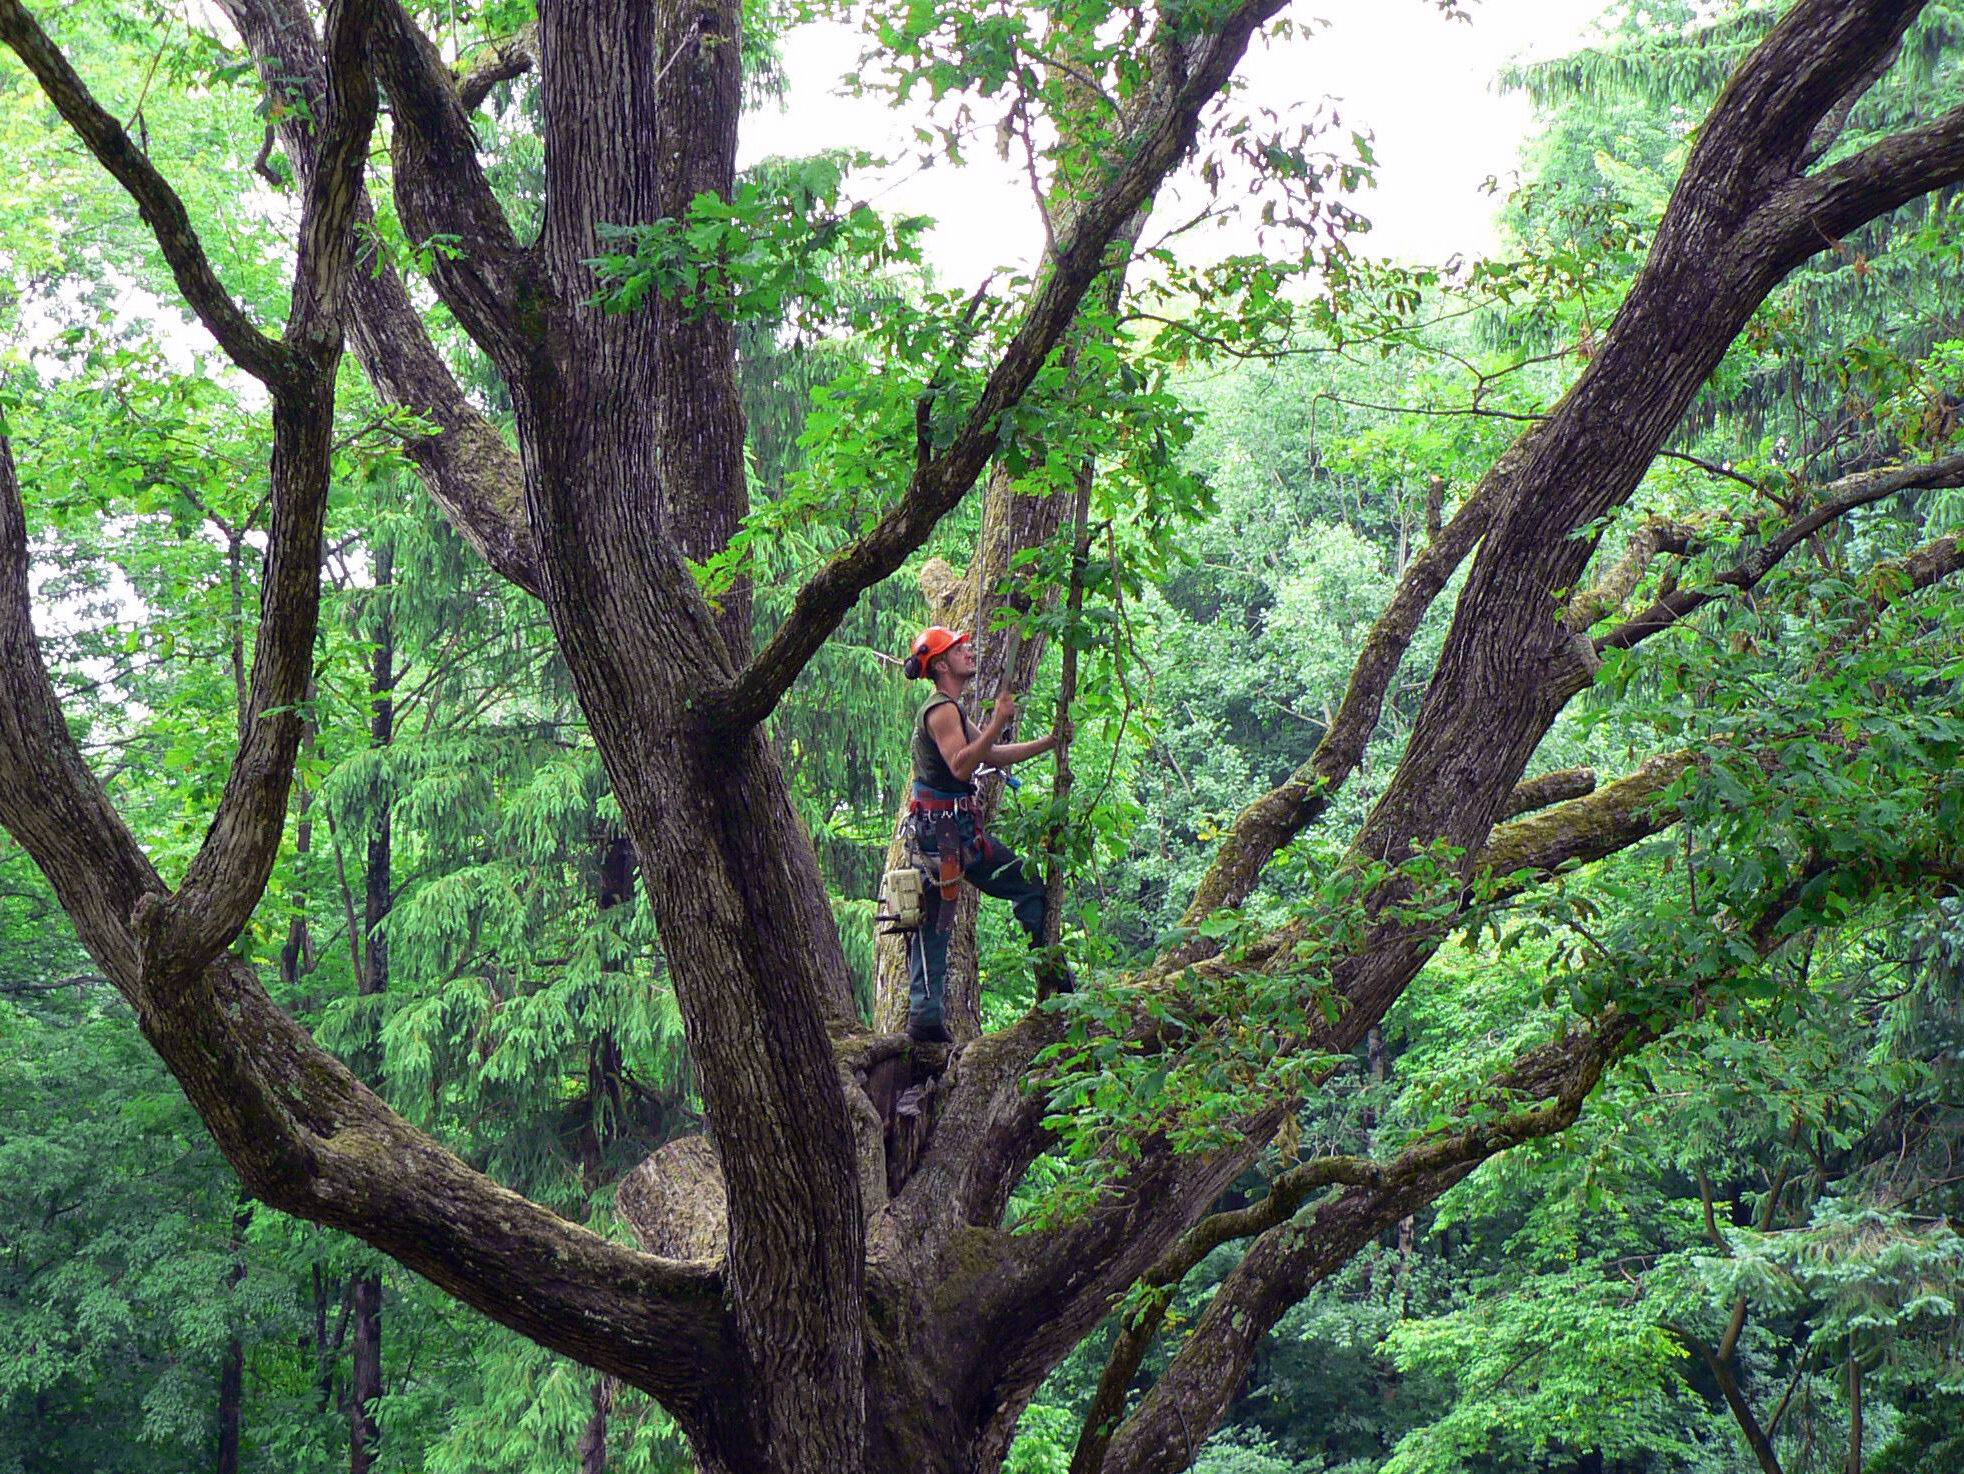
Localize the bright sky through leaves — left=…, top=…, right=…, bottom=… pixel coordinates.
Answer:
left=739, top=0, right=1612, bottom=283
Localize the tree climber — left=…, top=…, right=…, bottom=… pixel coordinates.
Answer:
left=899, top=625, right=1059, bottom=1044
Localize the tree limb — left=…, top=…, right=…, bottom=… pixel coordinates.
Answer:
left=1598, top=452, right=1964, bottom=654
left=456, top=23, right=538, bottom=112
left=705, top=0, right=1292, bottom=732
left=1500, top=766, right=1598, bottom=820
left=1159, top=463, right=1514, bottom=970
left=1083, top=1015, right=1644, bottom=1474
left=135, top=0, right=377, bottom=983
left=0, top=432, right=734, bottom=1422
left=0, top=0, right=293, bottom=386
left=216, top=0, right=542, bottom=594
left=368, top=0, right=535, bottom=365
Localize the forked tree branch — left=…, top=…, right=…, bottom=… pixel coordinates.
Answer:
left=135, top=0, right=377, bottom=983
left=0, top=0, right=293, bottom=386
left=215, top=0, right=543, bottom=595
left=706, top=0, right=1292, bottom=731
left=1072, top=1013, right=1646, bottom=1474
left=0, top=433, right=734, bottom=1425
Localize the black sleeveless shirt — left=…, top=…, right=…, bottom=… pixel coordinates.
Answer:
left=912, top=693, right=976, bottom=795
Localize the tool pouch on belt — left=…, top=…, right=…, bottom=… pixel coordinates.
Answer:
left=876, top=867, right=924, bottom=932
left=933, top=813, right=963, bottom=901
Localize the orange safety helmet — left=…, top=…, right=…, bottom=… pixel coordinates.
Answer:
left=905, top=626, right=970, bottom=678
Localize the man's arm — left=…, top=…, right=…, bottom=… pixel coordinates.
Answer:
left=986, top=734, right=1056, bottom=766
left=928, top=696, right=1015, bottom=784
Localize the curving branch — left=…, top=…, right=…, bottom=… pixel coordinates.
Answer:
left=1598, top=452, right=1964, bottom=654
left=705, top=0, right=1292, bottom=732
left=0, top=432, right=734, bottom=1426
left=368, top=0, right=536, bottom=366
left=1160, top=465, right=1513, bottom=969
left=0, top=0, right=292, bottom=386
left=1084, top=1012, right=1649, bottom=1474
left=456, top=22, right=539, bottom=112
left=216, top=0, right=542, bottom=594
left=1767, top=98, right=1964, bottom=268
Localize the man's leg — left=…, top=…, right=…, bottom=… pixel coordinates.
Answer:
left=966, top=836, right=1074, bottom=994
left=906, top=882, right=955, bottom=1042
left=966, top=836, right=1047, bottom=940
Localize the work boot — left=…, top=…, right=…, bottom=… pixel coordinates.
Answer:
left=907, top=1015, right=954, bottom=1045
left=1035, top=947, right=1076, bottom=1001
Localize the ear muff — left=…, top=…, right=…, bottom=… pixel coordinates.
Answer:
left=903, top=655, right=923, bottom=679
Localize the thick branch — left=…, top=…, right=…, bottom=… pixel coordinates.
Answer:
left=0, top=435, right=732, bottom=1417
left=217, top=0, right=542, bottom=594
left=1160, top=466, right=1512, bottom=969
left=0, top=0, right=292, bottom=386
left=1500, top=766, right=1598, bottom=820
left=1767, top=99, right=1964, bottom=269
left=1477, top=752, right=1694, bottom=894
left=369, top=0, right=535, bottom=364
left=707, top=0, right=1290, bottom=731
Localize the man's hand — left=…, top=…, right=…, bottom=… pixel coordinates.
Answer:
left=990, top=691, right=1018, bottom=731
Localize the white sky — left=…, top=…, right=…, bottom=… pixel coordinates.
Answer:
left=740, top=0, right=1614, bottom=285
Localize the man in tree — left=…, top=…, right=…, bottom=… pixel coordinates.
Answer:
left=3, top=0, right=1963, bottom=1469
left=901, top=625, right=1058, bottom=1043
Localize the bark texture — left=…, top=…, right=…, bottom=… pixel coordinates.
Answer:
left=2, top=4, right=1962, bottom=1474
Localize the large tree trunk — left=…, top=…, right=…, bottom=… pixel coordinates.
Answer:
left=2, top=5, right=1961, bottom=1474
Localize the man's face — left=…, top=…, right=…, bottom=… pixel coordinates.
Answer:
left=936, top=640, right=977, bottom=681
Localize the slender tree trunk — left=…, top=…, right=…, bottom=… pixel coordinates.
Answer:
left=1846, top=1357, right=1862, bottom=1474
left=579, top=1374, right=618, bottom=1474
left=217, top=1332, right=244, bottom=1474
left=352, top=546, right=394, bottom=1474
left=217, top=1199, right=249, bottom=1474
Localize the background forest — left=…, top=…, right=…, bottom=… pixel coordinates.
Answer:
left=2, top=2, right=1961, bottom=1473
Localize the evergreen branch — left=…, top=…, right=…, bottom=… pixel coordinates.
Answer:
left=0, top=0, right=293, bottom=387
